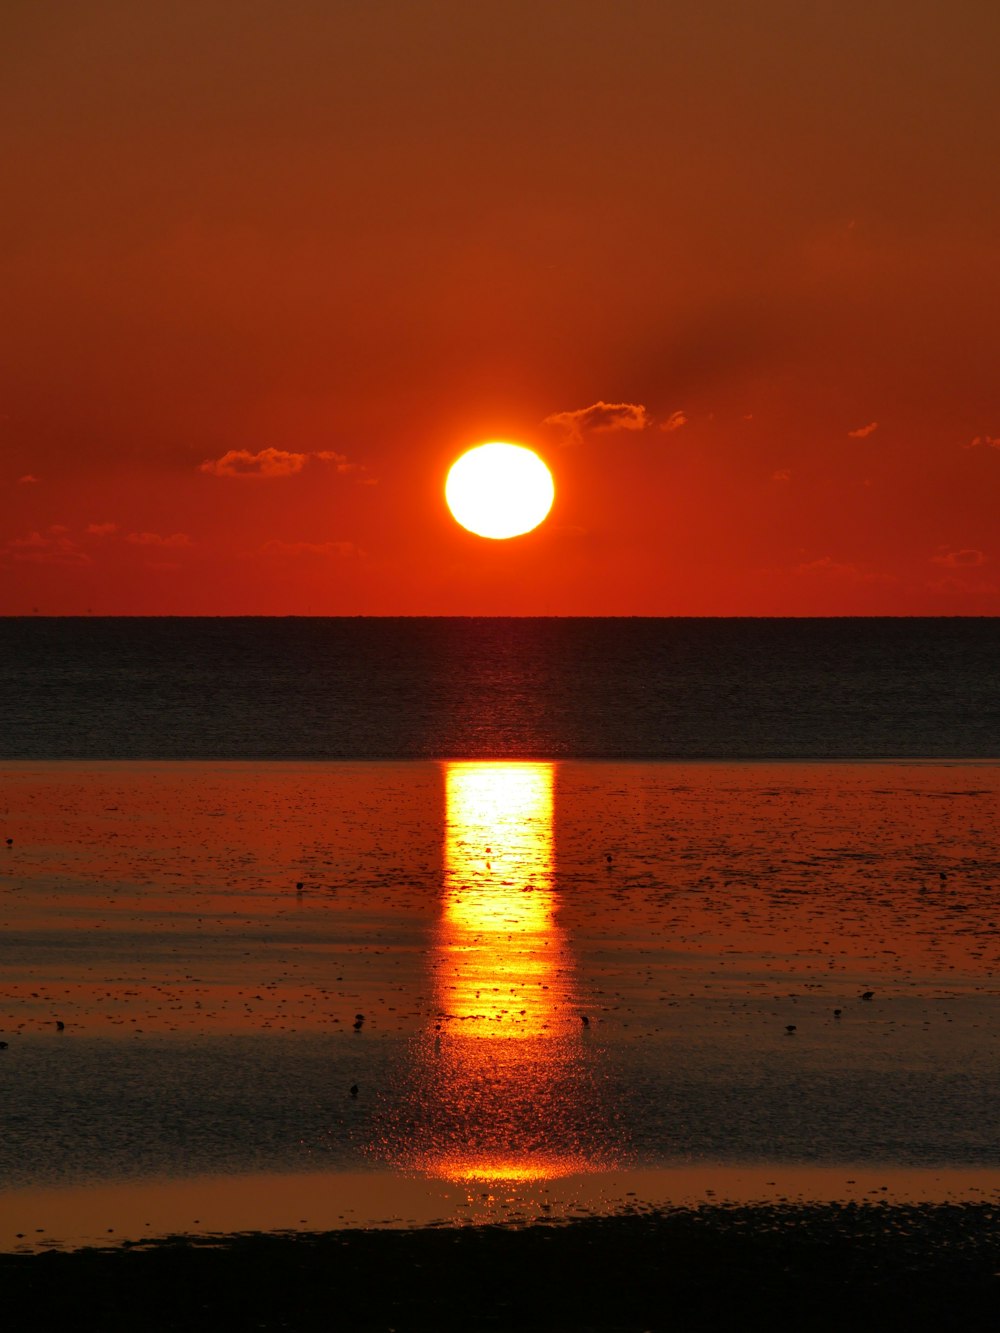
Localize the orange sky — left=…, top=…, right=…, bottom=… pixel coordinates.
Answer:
left=2, top=0, right=998, bottom=615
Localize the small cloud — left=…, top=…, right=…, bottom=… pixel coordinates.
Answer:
left=86, top=522, right=118, bottom=536
left=200, top=447, right=309, bottom=478
left=200, top=446, right=371, bottom=480
left=796, top=555, right=859, bottom=577
left=126, top=531, right=194, bottom=548
left=772, top=469, right=792, bottom=482
left=9, top=531, right=49, bottom=550
left=544, top=400, right=650, bottom=443
left=847, top=421, right=878, bottom=439
left=931, top=547, right=986, bottom=569
left=18, top=474, right=40, bottom=484
left=965, top=434, right=1000, bottom=450
left=315, top=450, right=354, bottom=472
left=315, top=450, right=374, bottom=481
left=6, top=530, right=90, bottom=565
left=660, top=410, right=688, bottom=433
left=260, top=538, right=361, bottom=558
left=794, top=555, right=895, bottom=585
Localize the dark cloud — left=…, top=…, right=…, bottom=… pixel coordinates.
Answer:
left=543, top=401, right=650, bottom=443
left=199, top=448, right=308, bottom=478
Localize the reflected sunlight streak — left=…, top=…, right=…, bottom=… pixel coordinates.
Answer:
left=441, top=762, right=564, bottom=1036
left=402, top=762, right=605, bottom=1186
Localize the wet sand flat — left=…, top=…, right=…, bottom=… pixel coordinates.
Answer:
left=4, top=760, right=997, bottom=1031
left=3, top=1163, right=1000, bottom=1252
left=1, top=760, right=999, bottom=1255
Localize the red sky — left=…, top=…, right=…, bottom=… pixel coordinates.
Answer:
left=2, top=0, right=998, bottom=615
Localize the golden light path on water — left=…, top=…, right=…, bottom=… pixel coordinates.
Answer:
left=441, top=762, right=557, bottom=1039
left=402, top=762, right=607, bottom=1185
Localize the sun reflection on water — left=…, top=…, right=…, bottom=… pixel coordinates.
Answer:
left=392, top=762, right=616, bottom=1187
left=439, top=762, right=566, bottom=1038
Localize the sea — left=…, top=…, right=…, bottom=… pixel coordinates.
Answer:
left=1, top=618, right=999, bottom=1249
left=2, top=617, right=1000, bottom=758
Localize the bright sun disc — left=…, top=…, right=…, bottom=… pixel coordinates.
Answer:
left=445, top=442, right=554, bottom=540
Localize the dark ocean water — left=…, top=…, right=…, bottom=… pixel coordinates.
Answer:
left=2, top=617, right=998, bottom=759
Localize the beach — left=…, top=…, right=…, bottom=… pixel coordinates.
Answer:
left=3, top=1203, right=999, bottom=1332
left=2, top=759, right=998, bottom=1324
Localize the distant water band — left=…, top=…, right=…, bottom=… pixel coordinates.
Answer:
left=2, top=617, right=998, bottom=759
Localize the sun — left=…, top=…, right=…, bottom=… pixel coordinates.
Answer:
left=445, top=442, right=555, bottom=540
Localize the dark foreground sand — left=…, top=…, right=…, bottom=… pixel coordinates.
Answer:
left=3, top=1203, right=998, bottom=1333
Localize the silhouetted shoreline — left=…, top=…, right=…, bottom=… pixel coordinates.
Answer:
left=3, top=1203, right=998, bottom=1332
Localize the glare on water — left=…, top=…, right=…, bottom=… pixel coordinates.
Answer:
left=402, top=762, right=604, bottom=1183
left=439, top=762, right=561, bottom=1034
